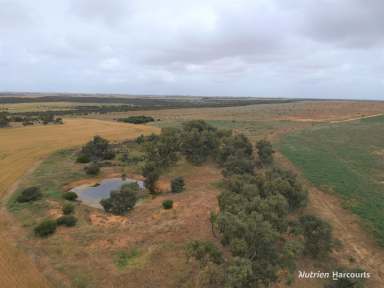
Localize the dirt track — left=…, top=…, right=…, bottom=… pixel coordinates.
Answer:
left=0, top=119, right=158, bottom=288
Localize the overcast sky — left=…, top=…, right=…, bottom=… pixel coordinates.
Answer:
left=1, top=0, right=384, bottom=99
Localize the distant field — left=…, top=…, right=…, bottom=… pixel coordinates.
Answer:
left=0, top=102, right=125, bottom=113
left=279, top=115, right=384, bottom=245
left=89, top=100, right=384, bottom=123
left=0, top=118, right=158, bottom=288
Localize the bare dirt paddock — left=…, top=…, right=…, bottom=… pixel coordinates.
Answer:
left=0, top=119, right=158, bottom=288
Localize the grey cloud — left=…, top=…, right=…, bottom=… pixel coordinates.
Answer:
left=69, top=0, right=129, bottom=27
left=298, top=0, right=384, bottom=48
left=0, top=0, right=383, bottom=99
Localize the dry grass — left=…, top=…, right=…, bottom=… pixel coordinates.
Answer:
left=87, top=100, right=384, bottom=123
left=0, top=118, right=158, bottom=288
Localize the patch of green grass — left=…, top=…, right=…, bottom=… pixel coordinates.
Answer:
left=8, top=148, right=87, bottom=222
left=360, top=114, right=384, bottom=123
left=279, top=119, right=384, bottom=245
left=114, top=247, right=142, bottom=270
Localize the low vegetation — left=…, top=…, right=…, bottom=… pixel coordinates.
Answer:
left=171, top=176, right=185, bottom=193
left=186, top=240, right=224, bottom=266
left=34, top=219, right=57, bottom=237
left=16, top=186, right=42, bottom=203
left=62, top=203, right=75, bottom=215
left=114, top=248, right=141, bottom=270
left=84, top=162, right=100, bottom=175
left=56, top=215, right=77, bottom=227
left=62, top=191, right=78, bottom=201
left=162, top=199, right=173, bottom=209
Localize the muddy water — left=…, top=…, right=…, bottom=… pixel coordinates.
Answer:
left=71, top=178, right=144, bottom=208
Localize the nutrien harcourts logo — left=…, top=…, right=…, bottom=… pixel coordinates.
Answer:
left=298, top=270, right=371, bottom=281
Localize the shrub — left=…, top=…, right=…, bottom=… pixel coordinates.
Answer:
left=76, top=153, right=90, bottom=163
left=62, top=203, right=75, bottom=215
left=79, top=136, right=115, bottom=162
left=300, top=215, right=332, bottom=258
left=63, top=191, right=78, bottom=201
left=136, top=134, right=145, bottom=144
left=186, top=240, right=224, bottom=266
left=16, top=186, right=42, bottom=203
left=181, top=120, right=220, bottom=165
left=34, top=219, right=57, bottom=237
left=221, top=155, right=255, bottom=177
left=162, top=199, right=173, bottom=209
left=56, top=215, right=77, bottom=227
left=84, top=162, right=100, bottom=175
left=100, top=183, right=139, bottom=215
left=256, top=140, right=274, bottom=165
left=142, top=161, right=160, bottom=193
left=171, top=177, right=185, bottom=193
left=55, top=118, right=64, bottom=124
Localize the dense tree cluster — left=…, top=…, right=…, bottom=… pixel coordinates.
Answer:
left=216, top=171, right=307, bottom=286
left=118, top=115, right=155, bottom=124
left=77, top=136, right=115, bottom=163
left=135, top=120, right=333, bottom=286
left=100, top=183, right=139, bottom=215
left=138, top=120, right=332, bottom=288
left=180, top=120, right=221, bottom=165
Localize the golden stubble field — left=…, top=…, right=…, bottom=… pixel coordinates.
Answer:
left=0, top=118, right=158, bottom=288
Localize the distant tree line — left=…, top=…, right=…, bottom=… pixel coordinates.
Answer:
left=0, top=112, right=63, bottom=127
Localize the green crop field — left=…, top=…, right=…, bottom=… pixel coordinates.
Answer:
left=279, top=115, right=384, bottom=245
